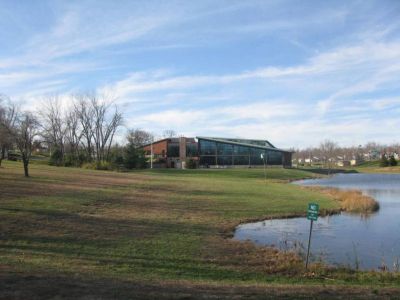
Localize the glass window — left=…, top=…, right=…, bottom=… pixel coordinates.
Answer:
left=217, top=156, right=232, bottom=166
left=199, top=140, right=216, bottom=155
left=186, top=143, right=198, bottom=157
left=250, top=156, right=264, bottom=165
left=267, top=151, right=282, bottom=165
left=250, top=148, right=265, bottom=157
left=167, top=143, right=179, bottom=157
left=217, top=143, right=233, bottom=155
left=233, top=156, right=249, bottom=165
left=200, top=156, right=216, bottom=165
left=233, top=145, right=249, bottom=155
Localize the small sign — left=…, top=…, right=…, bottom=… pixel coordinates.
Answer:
left=307, top=202, right=319, bottom=221
left=305, top=202, right=319, bottom=269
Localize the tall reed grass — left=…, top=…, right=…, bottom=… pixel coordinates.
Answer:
left=306, top=187, right=379, bottom=213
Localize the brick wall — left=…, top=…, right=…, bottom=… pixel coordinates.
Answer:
left=143, top=140, right=168, bottom=157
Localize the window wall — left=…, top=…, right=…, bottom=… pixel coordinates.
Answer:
left=199, top=140, right=216, bottom=155
left=186, top=143, right=198, bottom=157
left=167, top=143, right=179, bottom=157
left=267, top=151, right=283, bottom=165
left=198, top=139, right=285, bottom=166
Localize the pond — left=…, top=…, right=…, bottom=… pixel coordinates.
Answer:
left=233, top=173, right=400, bottom=271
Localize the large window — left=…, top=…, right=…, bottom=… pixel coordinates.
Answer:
left=186, top=143, right=198, bottom=157
left=167, top=143, right=179, bottom=157
left=217, top=143, right=233, bottom=155
left=233, top=156, right=249, bottom=165
left=200, top=156, right=216, bottom=165
left=217, top=156, right=232, bottom=165
left=267, top=151, right=282, bottom=165
left=198, top=138, right=286, bottom=167
left=233, top=145, right=249, bottom=155
left=199, top=140, right=216, bottom=155
left=250, top=148, right=265, bottom=157
left=250, top=155, right=264, bottom=165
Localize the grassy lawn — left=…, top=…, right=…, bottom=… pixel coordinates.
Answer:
left=353, top=161, right=400, bottom=173
left=0, top=161, right=399, bottom=299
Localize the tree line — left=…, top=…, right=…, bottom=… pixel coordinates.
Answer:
left=0, top=94, right=170, bottom=177
left=292, top=140, right=399, bottom=167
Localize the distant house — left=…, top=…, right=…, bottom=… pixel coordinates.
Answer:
left=364, top=150, right=380, bottom=161
left=304, top=156, right=320, bottom=164
left=337, top=160, right=351, bottom=167
left=350, top=156, right=364, bottom=166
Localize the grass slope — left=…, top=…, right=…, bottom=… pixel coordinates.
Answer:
left=0, top=161, right=399, bottom=299
left=354, top=161, right=400, bottom=173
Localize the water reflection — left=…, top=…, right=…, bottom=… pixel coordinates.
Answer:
left=234, top=173, right=400, bottom=271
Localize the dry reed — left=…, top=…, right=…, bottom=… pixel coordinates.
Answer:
left=305, top=187, right=379, bottom=213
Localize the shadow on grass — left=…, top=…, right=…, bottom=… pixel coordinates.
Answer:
left=0, top=272, right=397, bottom=300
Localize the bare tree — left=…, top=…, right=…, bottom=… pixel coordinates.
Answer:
left=0, top=97, right=17, bottom=167
left=74, top=95, right=95, bottom=161
left=2, top=111, right=40, bottom=177
left=319, top=139, right=338, bottom=174
left=74, top=94, right=123, bottom=163
left=90, top=95, right=123, bottom=162
left=0, top=98, right=5, bottom=165
left=162, top=129, right=177, bottom=138
left=126, top=128, right=154, bottom=148
left=65, top=108, right=82, bottom=165
left=40, top=96, right=66, bottom=165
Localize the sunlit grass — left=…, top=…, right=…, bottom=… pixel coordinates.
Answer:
left=0, top=161, right=399, bottom=298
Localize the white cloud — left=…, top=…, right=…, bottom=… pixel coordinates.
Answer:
left=2, top=1, right=400, bottom=148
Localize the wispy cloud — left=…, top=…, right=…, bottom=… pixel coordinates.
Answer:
left=1, top=0, right=400, bottom=147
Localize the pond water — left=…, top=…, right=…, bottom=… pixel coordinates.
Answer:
left=234, top=173, right=400, bottom=270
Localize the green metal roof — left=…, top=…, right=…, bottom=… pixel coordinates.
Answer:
left=196, top=136, right=292, bottom=153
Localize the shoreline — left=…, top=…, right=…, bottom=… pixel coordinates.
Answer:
left=227, top=176, right=380, bottom=271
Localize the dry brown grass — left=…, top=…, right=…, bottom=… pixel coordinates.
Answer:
left=304, top=187, right=379, bottom=213
left=338, top=190, right=379, bottom=213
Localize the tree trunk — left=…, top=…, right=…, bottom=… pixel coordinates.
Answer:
left=0, top=146, right=5, bottom=166
left=23, top=160, right=29, bottom=177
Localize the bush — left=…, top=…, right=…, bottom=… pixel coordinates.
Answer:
left=81, top=161, right=113, bottom=170
left=389, top=155, right=398, bottom=166
left=124, top=144, right=146, bottom=169
left=81, top=162, right=96, bottom=169
left=96, top=161, right=113, bottom=170
left=185, top=158, right=197, bottom=169
left=8, top=151, right=21, bottom=161
left=49, top=147, right=63, bottom=166
left=380, top=155, right=389, bottom=167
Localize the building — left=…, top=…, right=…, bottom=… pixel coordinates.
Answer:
left=142, top=136, right=292, bottom=168
left=197, top=137, right=292, bottom=168
left=142, top=137, right=197, bottom=168
left=337, top=160, right=351, bottom=167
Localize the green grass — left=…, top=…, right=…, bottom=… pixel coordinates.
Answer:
left=356, top=161, right=381, bottom=168
left=353, top=160, right=400, bottom=173
left=0, top=161, right=399, bottom=299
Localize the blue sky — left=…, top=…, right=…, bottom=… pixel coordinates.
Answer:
left=1, top=0, right=400, bottom=148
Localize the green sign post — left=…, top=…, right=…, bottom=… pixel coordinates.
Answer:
left=305, top=203, right=319, bottom=269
